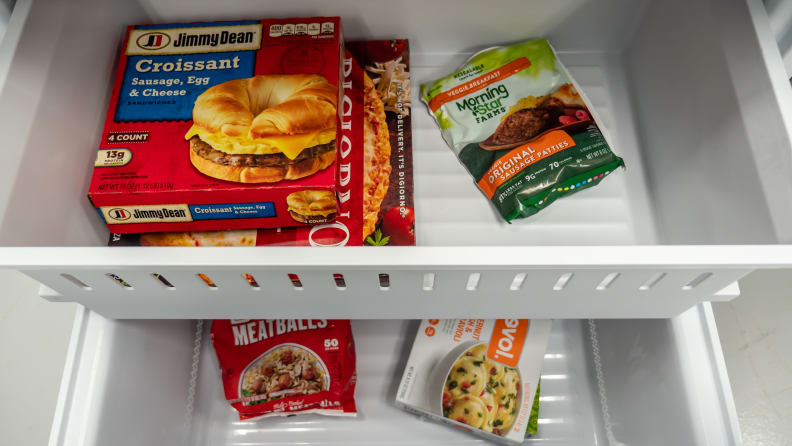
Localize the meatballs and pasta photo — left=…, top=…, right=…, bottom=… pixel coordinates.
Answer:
left=239, top=344, right=329, bottom=404
left=211, top=319, right=357, bottom=420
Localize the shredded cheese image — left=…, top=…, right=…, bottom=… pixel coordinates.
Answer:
left=366, top=57, right=411, bottom=116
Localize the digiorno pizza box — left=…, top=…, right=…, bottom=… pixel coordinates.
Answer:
left=89, top=18, right=344, bottom=233
left=109, top=40, right=415, bottom=247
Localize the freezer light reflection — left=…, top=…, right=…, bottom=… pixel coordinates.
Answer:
left=233, top=427, right=315, bottom=435
left=230, top=443, right=312, bottom=446
left=543, top=353, right=564, bottom=359
left=232, top=420, right=320, bottom=426
left=537, top=418, right=565, bottom=424
left=539, top=374, right=567, bottom=380
left=538, top=395, right=567, bottom=402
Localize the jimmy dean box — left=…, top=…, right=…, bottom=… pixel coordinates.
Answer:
left=109, top=41, right=415, bottom=247
left=396, top=319, right=551, bottom=445
left=89, top=18, right=343, bottom=233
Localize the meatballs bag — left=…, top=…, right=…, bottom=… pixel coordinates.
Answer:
left=421, top=39, right=624, bottom=222
left=211, top=319, right=357, bottom=420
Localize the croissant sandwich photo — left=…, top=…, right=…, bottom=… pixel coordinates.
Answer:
left=185, top=74, right=338, bottom=183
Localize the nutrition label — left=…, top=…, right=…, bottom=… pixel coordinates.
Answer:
left=269, top=22, right=334, bottom=37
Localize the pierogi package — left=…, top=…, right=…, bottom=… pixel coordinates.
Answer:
left=396, top=319, right=551, bottom=444
left=211, top=319, right=357, bottom=420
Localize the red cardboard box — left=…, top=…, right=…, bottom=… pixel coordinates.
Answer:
left=109, top=41, right=415, bottom=246
left=89, top=18, right=344, bottom=233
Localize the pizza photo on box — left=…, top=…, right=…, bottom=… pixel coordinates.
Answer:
left=349, top=40, right=414, bottom=246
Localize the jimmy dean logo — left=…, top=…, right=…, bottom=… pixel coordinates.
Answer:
left=454, top=84, right=509, bottom=123
left=133, top=208, right=187, bottom=219
left=126, top=24, right=262, bottom=56
left=172, top=30, right=255, bottom=48
left=100, top=204, right=192, bottom=224
left=231, top=319, right=328, bottom=346
left=137, top=32, right=170, bottom=50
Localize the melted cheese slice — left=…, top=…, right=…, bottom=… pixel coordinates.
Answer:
left=185, top=125, right=335, bottom=160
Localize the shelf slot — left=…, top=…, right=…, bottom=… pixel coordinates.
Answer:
left=510, top=273, right=527, bottom=291
left=639, top=272, right=665, bottom=291
left=288, top=273, right=304, bottom=290
left=378, top=273, right=390, bottom=291
left=243, top=274, right=260, bottom=290
left=61, top=273, right=91, bottom=291
left=197, top=273, right=217, bottom=290
left=465, top=273, right=481, bottom=291
left=553, top=273, right=573, bottom=291
left=422, top=273, right=435, bottom=291
left=106, top=273, right=133, bottom=290
left=333, top=273, right=347, bottom=290
left=683, top=272, right=712, bottom=290
left=152, top=273, right=175, bottom=290
left=596, top=273, right=620, bottom=291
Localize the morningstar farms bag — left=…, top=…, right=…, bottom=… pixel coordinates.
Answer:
left=421, top=39, right=624, bottom=222
left=211, top=319, right=357, bottom=420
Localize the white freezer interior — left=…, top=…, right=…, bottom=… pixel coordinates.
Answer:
left=51, top=307, right=739, bottom=445
left=0, top=0, right=790, bottom=249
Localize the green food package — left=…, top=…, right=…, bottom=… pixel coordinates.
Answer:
left=421, top=39, right=625, bottom=221
left=527, top=379, right=541, bottom=436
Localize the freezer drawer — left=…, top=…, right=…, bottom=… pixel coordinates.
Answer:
left=50, top=306, right=740, bottom=445
left=0, top=0, right=790, bottom=318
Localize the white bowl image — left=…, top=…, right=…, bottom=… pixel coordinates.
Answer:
left=428, top=340, right=522, bottom=436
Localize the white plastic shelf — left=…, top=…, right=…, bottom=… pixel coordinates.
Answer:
left=0, top=0, right=791, bottom=318
left=14, top=51, right=773, bottom=318
left=50, top=307, right=739, bottom=445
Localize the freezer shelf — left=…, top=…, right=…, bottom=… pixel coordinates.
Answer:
left=0, top=0, right=790, bottom=318
left=50, top=306, right=739, bottom=445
